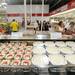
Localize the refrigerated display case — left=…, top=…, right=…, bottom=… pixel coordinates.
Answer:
left=0, top=37, right=75, bottom=75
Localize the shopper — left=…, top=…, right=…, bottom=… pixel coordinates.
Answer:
left=36, top=20, right=41, bottom=31
left=55, top=21, right=65, bottom=32
left=5, top=26, right=12, bottom=35
left=42, top=20, right=46, bottom=31
left=42, top=21, right=49, bottom=31
left=10, top=19, right=19, bottom=32
left=68, top=22, right=75, bottom=32
left=22, top=18, right=25, bottom=28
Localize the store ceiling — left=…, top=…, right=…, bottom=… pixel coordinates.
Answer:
left=6, top=0, right=70, bottom=11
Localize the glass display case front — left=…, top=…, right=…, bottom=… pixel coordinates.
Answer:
left=0, top=39, right=75, bottom=75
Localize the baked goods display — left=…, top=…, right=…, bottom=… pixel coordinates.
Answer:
left=0, top=41, right=75, bottom=69
left=0, top=42, right=32, bottom=67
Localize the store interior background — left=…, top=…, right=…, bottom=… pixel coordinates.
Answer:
left=0, top=0, right=75, bottom=39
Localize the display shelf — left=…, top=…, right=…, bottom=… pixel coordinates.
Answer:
left=0, top=38, right=75, bottom=41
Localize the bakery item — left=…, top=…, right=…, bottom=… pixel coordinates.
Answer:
left=11, top=60, right=20, bottom=66
left=32, top=55, right=49, bottom=67
left=55, top=42, right=66, bottom=47
left=44, top=42, right=55, bottom=47
left=21, top=60, right=31, bottom=66
left=46, top=47, right=60, bottom=54
left=66, top=41, right=75, bottom=47
left=23, top=54, right=32, bottom=60
left=59, top=47, right=74, bottom=54
left=1, top=60, right=10, bottom=65
left=14, top=54, right=22, bottom=60
left=32, top=47, right=46, bottom=54
left=6, top=54, right=14, bottom=59
left=33, top=42, right=44, bottom=47
left=65, top=55, right=75, bottom=65
left=49, top=55, right=67, bottom=66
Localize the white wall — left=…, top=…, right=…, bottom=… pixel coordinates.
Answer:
left=7, top=5, right=49, bottom=13
left=7, top=5, right=49, bottom=22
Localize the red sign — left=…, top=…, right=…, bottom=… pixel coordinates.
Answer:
left=68, top=0, right=75, bottom=9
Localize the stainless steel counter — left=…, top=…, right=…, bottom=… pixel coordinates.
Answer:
left=0, top=31, right=74, bottom=41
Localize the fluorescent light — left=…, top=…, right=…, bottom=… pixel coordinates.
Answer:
left=50, top=8, right=75, bottom=17
left=1, top=3, right=7, bottom=5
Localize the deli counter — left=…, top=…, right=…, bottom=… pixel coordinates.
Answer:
left=0, top=32, right=75, bottom=75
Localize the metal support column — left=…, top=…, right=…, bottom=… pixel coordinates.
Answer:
left=30, top=0, right=32, bottom=23
left=24, top=0, right=27, bottom=30
left=41, top=0, right=44, bottom=31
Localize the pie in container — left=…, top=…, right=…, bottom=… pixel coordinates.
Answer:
left=59, top=47, right=74, bottom=54
left=32, top=47, right=46, bottom=54
left=14, top=54, right=22, bottom=60
left=49, top=55, right=67, bottom=66
left=21, top=60, right=31, bottom=66
left=11, top=60, right=20, bottom=66
left=32, top=55, right=49, bottom=67
left=1, top=60, right=10, bottom=66
left=23, top=54, right=32, bottom=60
left=55, top=42, right=66, bottom=47
left=6, top=54, right=14, bottom=59
left=16, top=50, right=25, bottom=54
left=65, top=55, right=75, bottom=65
left=46, top=47, right=60, bottom=54
left=33, top=42, right=44, bottom=47
left=25, top=50, right=32, bottom=54
left=44, top=42, right=55, bottom=47
left=0, top=54, right=5, bottom=59
left=66, top=41, right=75, bottom=47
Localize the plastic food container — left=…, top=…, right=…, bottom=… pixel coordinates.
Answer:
left=48, top=55, right=67, bottom=75
left=44, top=42, right=55, bottom=47
left=32, top=55, right=49, bottom=68
left=48, top=55, right=67, bottom=66
left=33, top=42, right=44, bottom=47
left=32, top=47, right=46, bottom=54
left=46, top=47, right=60, bottom=54
left=65, top=55, right=75, bottom=65
left=66, top=41, right=75, bottom=47
left=55, top=42, right=66, bottom=47
left=58, top=47, right=74, bottom=55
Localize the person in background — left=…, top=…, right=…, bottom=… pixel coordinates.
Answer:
left=36, top=20, right=41, bottom=31
left=55, top=21, right=65, bottom=33
left=68, top=22, right=75, bottom=32
left=64, top=22, right=75, bottom=35
left=22, top=18, right=25, bottom=28
left=5, top=26, right=12, bottom=35
left=10, top=19, right=19, bottom=32
left=42, top=20, right=46, bottom=31
left=42, top=21, right=49, bottom=31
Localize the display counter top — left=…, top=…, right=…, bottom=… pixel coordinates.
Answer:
left=0, top=31, right=74, bottom=41
left=0, top=35, right=74, bottom=41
